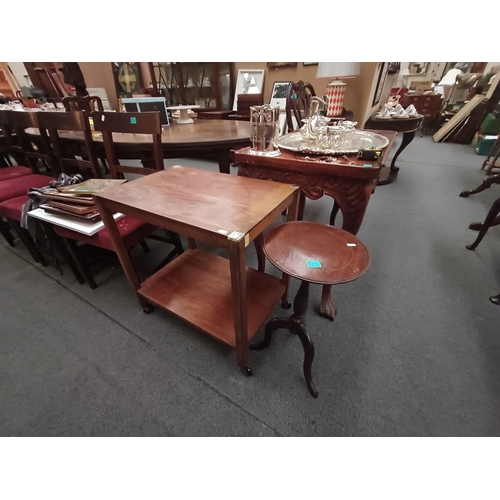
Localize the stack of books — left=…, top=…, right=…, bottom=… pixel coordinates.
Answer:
left=39, top=179, right=127, bottom=223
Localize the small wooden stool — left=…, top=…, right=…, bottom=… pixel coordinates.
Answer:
left=251, top=221, right=371, bottom=398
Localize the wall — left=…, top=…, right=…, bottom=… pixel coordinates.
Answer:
left=234, top=62, right=379, bottom=126
left=79, top=62, right=154, bottom=111
left=78, top=62, right=119, bottom=110
left=6, top=62, right=29, bottom=89
left=395, top=62, right=448, bottom=88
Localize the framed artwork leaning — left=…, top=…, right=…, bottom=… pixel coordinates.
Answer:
left=372, top=62, right=388, bottom=107
left=270, top=81, right=290, bottom=110
left=233, top=69, right=265, bottom=110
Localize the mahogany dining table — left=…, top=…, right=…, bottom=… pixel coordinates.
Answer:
left=26, top=118, right=252, bottom=174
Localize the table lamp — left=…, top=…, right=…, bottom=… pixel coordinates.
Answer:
left=317, top=62, right=360, bottom=117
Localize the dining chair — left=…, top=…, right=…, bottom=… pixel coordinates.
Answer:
left=61, top=96, right=108, bottom=172
left=62, top=95, right=104, bottom=114
left=36, top=110, right=102, bottom=179
left=92, top=110, right=165, bottom=177
left=92, top=110, right=184, bottom=265
left=51, top=110, right=183, bottom=288
left=0, top=110, right=53, bottom=175
left=0, top=111, right=57, bottom=263
left=285, top=81, right=316, bottom=132
left=228, top=94, right=263, bottom=121
left=283, top=81, right=343, bottom=226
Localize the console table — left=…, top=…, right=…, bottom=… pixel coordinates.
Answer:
left=233, top=129, right=396, bottom=320
left=364, top=114, right=423, bottom=185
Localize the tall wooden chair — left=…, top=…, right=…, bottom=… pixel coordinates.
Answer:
left=0, top=110, right=53, bottom=174
left=36, top=110, right=102, bottom=179
left=228, top=94, right=263, bottom=121
left=62, top=95, right=104, bottom=113
left=0, top=110, right=57, bottom=263
left=52, top=110, right=183, bottom=288
left=285, top=81, right=316, bottom=132
left=92, top=111, right=165, bottom=177
left=62, top=96, right=108, bottom=171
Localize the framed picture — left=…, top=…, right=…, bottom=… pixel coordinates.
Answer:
left=267, top=63, right=297, bottom=68
left=112, top=62, right=142, bottom=98
left=270, top=81, right=290, bottom=110
left=233, top=69, right=265, bottom=110
left=372, top=62, right=388, bottom=107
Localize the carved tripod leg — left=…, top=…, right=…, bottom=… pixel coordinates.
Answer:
left=390, top=130, right=416, bottom=173
left=290, top=320, right=317, bottom=398
left=460, top=174, right=500, bottom=198
left=466, top=198, right=500, bottom=250
left=252, top=281, right=317, bottom=397
left=490, top=293, right=500, bottom=305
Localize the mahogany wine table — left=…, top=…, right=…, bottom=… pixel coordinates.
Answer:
left=93, top=166, right=300, bottom=375
left=233, top=129, right=395, bottom=320
left=252, top=221, right=370, bottom=397
left=27, top=119, right=252, bottom=174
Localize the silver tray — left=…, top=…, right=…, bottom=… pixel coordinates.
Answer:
left=276, top=130, right=390, bottom=155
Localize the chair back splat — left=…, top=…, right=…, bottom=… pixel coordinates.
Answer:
left=0, top=110, right=52, bottom=174
left=92, top=111, right=164, bottom=178
left=286, top=80, right=316, bottom=132
left=62, top=95, right=104, bottom=114
left=36, top=110, right=101, bottom=179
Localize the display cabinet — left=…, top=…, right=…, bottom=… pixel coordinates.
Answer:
left=149, top=62, right=234, bottom=111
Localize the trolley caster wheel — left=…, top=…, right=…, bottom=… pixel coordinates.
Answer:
left=142, top=304, right=154, bottom=314
left=281, top=300, right=291, bottom=309
left=240, top=366, right=253, bottom=376
left=465, top=244, right=475, bottom=251
left=459, top=191, right=471, bottom=198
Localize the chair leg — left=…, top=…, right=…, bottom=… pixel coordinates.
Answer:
left=43, top=224, right=85, bottom=285
left=64, top=238, right=98, bottom=289
left=459, top=174, right=500, bottom=198
left=0, top=219, right=16, bottom=247
left=139, top=240, right=150, bottom=253
left=466, top=198, right=500, bottom=250
left=9, top=220, right=46, bottom=265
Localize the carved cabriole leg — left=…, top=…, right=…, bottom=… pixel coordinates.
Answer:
left=459, top=174, right=500, bottom=198
left=490, top=293, right=500, bottom=305
left=320, top=182, right=371, bottom=320
left=390, top=130, right=416, bottom=172
left=466, top=198, right=500, bottom=250
left=237, top=164, right=373, bottom=322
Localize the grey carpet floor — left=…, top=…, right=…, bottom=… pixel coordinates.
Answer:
left=1, top=135, right=500, bottom=436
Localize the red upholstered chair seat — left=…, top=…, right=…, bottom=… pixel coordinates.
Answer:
left=0, top=166, right=33, bottom=181
left=53, top=216, right=156, bottom=252
left=0, top=175, right=53, bottom=203
left=0, top=194, right=29, bottom=221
